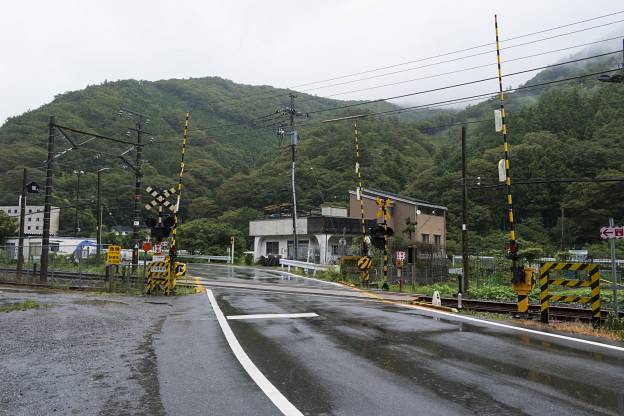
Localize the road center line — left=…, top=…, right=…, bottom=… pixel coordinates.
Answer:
left=205, top=290, right=304, bottom=416
left=227, top=312, right=319, bottom=320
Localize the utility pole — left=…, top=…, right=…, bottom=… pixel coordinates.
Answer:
left=560, top=206, right=565, bottom=251
left=119, top=108, right=148, bottom=272
left=289, top=94, right=299, bottom=260
left=461, top=126, right=469, bottom=295
left=16, top=168, right=27, bottom=280
left=40, top=116, right=56, bottom=283
left=96, top=168, right=110, bottom=265
left=73, top=170, right=84, bottom=236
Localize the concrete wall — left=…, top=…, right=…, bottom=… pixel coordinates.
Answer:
left=249, top=218, right=308, bottom=237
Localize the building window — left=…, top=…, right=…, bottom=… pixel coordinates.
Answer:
left=421, top=233, right=430, bottom=243
left=35, top=226, right=39, bottom=230
left=331, top=245, right=339, bottom=255
left=28, top=209, right=32, bottom=213
left=27, top=226, right=31, bottom=230
left=51, top=242, right=60, bottom=252
left=266, top=241, right=279, bottom=256
left=36, top=217, right=40, bottom=222
left=28, top=217, right=31, bottom=222
left=434, top=234, right=441, bottom=247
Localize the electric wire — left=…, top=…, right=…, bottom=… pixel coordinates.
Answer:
left=163, top=13, right=624, bottom=132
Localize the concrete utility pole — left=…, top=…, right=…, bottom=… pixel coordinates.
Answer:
left=40, top=116, right=56, bottom=283
left=73, top=170, right=84, bottom=237
left=119, top=108, right=148, bottom=272
left=286, top=94, right=300, bottom=260
left=132, top=116, right=144, bottom=271
left=461, top=126, right=469, bottom=295
left=96, top=168, right=110, bottom=265
left=16, top=168, right=27, bottom=279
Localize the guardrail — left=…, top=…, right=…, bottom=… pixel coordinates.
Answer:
left=177, top=255, right=231, bottom=263
left=279, top=259, right=335, bottom=276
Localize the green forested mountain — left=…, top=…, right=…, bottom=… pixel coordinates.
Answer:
left=1, top=63, right=623, bottom=256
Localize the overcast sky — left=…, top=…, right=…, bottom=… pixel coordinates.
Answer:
left=1, top=0, right=623, bottom=124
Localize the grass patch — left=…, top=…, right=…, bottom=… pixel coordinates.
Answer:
left=0, top=300, right=39, bottom=313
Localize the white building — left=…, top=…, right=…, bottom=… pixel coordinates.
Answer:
left=249, top=206, right=375, bottom=264
left=3, top=236, right=96, bottom=261
left=0, top=205, right=60, bottom=236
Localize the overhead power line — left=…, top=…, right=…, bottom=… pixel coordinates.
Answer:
left=157, top=66, right=620, bottom=142
left=168, top=11, right=624, bottom=131
left=289, top=10, right=624, bottom=90
left=306, top=50, right=622, bottom=117
left=317, top=67, right=622, bottom=124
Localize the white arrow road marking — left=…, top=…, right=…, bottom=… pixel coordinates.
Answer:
left=205, top=290, right=304, bottom=416
left=227, top=312, right=319, bottom=320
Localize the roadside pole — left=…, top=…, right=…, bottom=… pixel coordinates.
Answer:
left=16, top=168, right=27, bottom=280
left=461, top=126, right=469, bottom=295
left=40, top=116, right=56, bottom=283
left=230, top=236, right=235, bottom=264
left=609, top=217, right=619, bottom=315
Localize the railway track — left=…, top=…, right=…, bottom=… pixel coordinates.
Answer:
left=416, top=295, right=624, bottom=321
left=0, top=267, right=105, bottom=281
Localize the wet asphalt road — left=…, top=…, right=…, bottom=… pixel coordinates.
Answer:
left=2, top=265, right=624, bottom=415
left=184, top=264, right=624, bottom=416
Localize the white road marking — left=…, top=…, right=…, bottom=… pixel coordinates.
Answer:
left=403, top=302, right=624, bottom=353
left=227, top=312, right=319, bottom=320
left=205, top=290, right=304, bottom=416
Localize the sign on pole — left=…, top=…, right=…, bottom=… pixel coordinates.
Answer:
left=600, top=226, right=624, bottom=239
left=396, top=251, right=406, bottom=261
left=107, top=245, right=121, bottom=265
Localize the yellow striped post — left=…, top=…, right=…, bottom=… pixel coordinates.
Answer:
left=354, top=122, right=370, bottom=285
left=495, top=15, right=522, bottom=313
left=539, top=263, right=550, bottom=323
left=589, top=265, right=601, bottom=328
left=166, top=112, right=189, bottom=295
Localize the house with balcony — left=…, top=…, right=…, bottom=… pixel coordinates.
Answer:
left=349, top=188, right=448, bottom=256
left=249, top=206, right=376, bottom=264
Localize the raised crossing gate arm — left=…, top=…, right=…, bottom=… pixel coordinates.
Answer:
left=539, top=262, right=601, bottom=327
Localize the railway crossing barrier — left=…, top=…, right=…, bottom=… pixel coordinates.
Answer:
left=539, top=261, right=601, bottom=327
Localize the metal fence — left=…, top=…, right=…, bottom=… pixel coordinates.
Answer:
left=0, top=244, right=147, bottom=288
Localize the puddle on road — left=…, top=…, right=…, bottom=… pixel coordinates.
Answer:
left=71, top=299, right=128, bottom=306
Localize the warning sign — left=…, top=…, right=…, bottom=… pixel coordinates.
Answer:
left=107, top=245, right=121, bottom=265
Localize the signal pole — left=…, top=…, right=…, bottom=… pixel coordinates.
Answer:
left=40, top=116, right=56, bottom=283
left=16, top=168, right=27, bottom=280
left=461, top=126, right=469, bottom=294
left=119, top=108, right=148, bottom=272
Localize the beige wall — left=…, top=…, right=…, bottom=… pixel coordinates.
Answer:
left=349, top=193, right=446, bottom=250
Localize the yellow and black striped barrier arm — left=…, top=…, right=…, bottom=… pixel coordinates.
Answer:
left=166, top=112, right=189, bottom=295
left=495, top=15, right=523, bottom=315
left=539, top=262, right=601, bottom=327
left=354, top=122, right=370, bottom=283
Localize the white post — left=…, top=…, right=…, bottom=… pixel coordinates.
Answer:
left=609, top=218, right=618, bottom=314
left=231, top=237, right=235, bottom=265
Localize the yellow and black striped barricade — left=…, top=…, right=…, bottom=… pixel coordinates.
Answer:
left=357, top=256, right=373, bottom=284
left=146, top=261, right=168, bottom=294
left=539, top=262, right=601, bottom=327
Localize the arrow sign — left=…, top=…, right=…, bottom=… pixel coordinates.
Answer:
left=601, top=226, right=624, bottom=239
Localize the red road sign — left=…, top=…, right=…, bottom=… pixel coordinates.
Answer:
left=142, top=242, right=152, bottom=252
left=600, top=226, right=624, bottom=239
